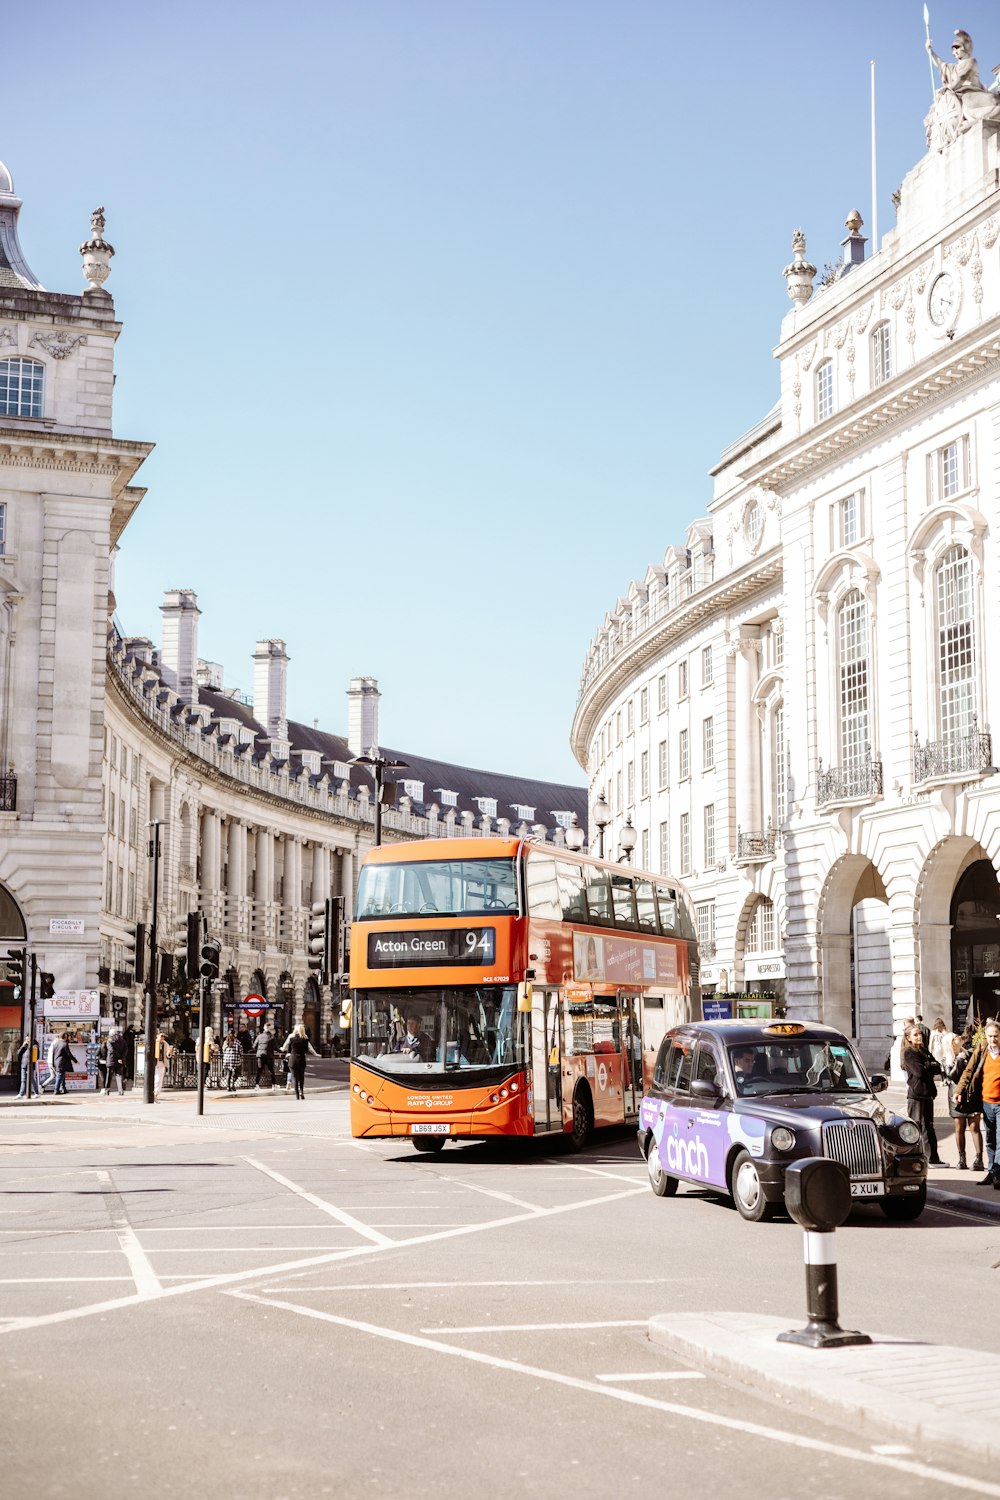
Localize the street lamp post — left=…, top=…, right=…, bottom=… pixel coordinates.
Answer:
left=352, top=747, right=409, bottom=847
left=564, top=815, right=585, bottom=852
left=618, top=816, right=637, bottom=864
left=592, top=793, right=611, bottom=860
left=144, top=819, right=164, bottom=1104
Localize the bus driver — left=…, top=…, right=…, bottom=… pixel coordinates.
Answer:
left=396, top=1011, right=435, bottom=1062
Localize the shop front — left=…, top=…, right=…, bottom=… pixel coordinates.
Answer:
left=39, top=990, right=101, bottom=1091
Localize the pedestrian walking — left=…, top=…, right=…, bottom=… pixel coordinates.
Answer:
left=281, top=1023, right=319, bottom=1101
left=929, top=1016, right=956, bottom=1071
left=237, top=1023, right=253, bottom=1055
left=221, top=1031, right=241, bottom=1092
left=902, top=1022, right=943, bottom=1165
left=954, top=1018, right=1000, bottom=1187
left=105, top=1028, right=127, bottom=1095
left=42, top=1035, right=58, bottom=1093
left=95, top=1034, right=109, bottom=1092
left=254, top=1026, right=276, bottom=1089
left=153, top=1029, right=174, bottom=1099
left=15, top=1036, right=39, bottom=1098
left=947, top=1028, right=984, bottom=1171
left=52, top=1035, right=75, bottom=1094
left=201, top=1027, right=217, bottom=1089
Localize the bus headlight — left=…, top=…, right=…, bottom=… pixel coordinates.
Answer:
left=770, top=1127, right=795, bottom=1152
left=898, top=1120, right=921, bottom=1146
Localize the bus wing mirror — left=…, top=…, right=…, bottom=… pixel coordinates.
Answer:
left=516, top=982, right=533, bottom=1013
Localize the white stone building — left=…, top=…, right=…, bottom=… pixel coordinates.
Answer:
left=571, top=77, right=1000, bottom=1066
left=0, top=161, right=585, bottom=1068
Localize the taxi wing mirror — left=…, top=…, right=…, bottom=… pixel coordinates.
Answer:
left=516, top=982, right=533, bottom=1014
left=689, top=1077, right=721, bottom=1101
left=868, top=1072, right=888, bottom=1092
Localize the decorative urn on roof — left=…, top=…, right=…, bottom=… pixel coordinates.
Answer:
left=79, top=206, right=115, bottom=295
left=783, top=228, right=817, bottom=306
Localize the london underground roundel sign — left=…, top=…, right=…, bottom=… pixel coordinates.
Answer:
left=242, top=992, right=267, bottom=1017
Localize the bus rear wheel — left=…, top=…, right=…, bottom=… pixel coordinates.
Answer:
left=570, top=1085, right=593, bottom=1150
left=411, top=1137, right=447, bottom=1153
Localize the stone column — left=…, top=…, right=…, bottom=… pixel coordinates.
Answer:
left=733, top=630, right=761, bottom=836
left=340, top=848, right=355, bottom=923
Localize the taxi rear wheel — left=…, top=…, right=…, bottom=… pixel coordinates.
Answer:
left=646, top=1136, right=678, bottom=1197
left=730, top=1149, right=774, bottom=1222
left=880, top=1185, right=926, bottom=1221
left=412, top=1137, right=447, bottom=1154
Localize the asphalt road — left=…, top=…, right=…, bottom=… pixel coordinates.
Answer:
left=2, top=1094, right=998, bottom=1499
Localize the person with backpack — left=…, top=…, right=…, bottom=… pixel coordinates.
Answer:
left=281, top=1023, right=319, bottom=1100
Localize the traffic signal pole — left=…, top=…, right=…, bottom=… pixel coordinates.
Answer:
left=144, top=820, right=162, bottom=1104
left=196, top=975, right=206, bottom=1117
left=25, top=953, right=37, bottom=1100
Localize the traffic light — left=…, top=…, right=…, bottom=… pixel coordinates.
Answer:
left=5, top=947, right=25, bottom=999
left=39, top=971, right=55, bottom=1001
left=171, top=911, right=202, bottom=989
left=122, top=922, right=145, bottom=987
left=199, top=937, right=221, bottom=982
left=308, top=899, right=333, bottom=984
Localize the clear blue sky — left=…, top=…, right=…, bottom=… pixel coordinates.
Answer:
left=6, top=1, right=997, bottom=783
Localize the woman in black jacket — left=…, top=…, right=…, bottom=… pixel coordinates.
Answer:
left=902, top=1023, right=943, bottom=1164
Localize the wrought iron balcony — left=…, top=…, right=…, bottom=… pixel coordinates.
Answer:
left=817, top=755, right=883, bottom=808
left=0, top=771, right=15, bottom=811
left=699, top=940, right=717, bottom=959
left=736, top=821, right=777, bottom=864
left=913, top=720, right=994, bottom=784
left=113, top=967, right=134, bottom=987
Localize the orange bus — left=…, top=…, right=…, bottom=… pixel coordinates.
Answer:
left=348, top=836, right=698, bottom=1151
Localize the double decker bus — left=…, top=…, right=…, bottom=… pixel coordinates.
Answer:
left=348, top=836, right=698, bottom=1151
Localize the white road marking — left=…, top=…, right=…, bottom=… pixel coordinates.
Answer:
left=423, top=1319, right=648, bottom=1334
left=229, top=1295, right=1000, bottom=1498
left=0, top=1181, right=648, bottom=1335
left=871, top=1443, right=915, bottom=1455
left=242, top=1158, right=396, bottom=1246
left=95, top=1169, right=161, bottom=1297
left=262, top=1277, right=700, bottom=1292
left=596, top=1371, right=706, bottom=1383
left=448, top=1179, right=545, bottom=1212
left=0, top=1276, right=136, bottom=1284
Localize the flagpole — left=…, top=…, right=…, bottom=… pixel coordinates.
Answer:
left=870, top=60, right=878, bottom=253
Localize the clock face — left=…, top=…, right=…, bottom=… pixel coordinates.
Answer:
left=928, top=272, right=957, bottom=328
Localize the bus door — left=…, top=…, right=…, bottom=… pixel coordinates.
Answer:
left=531, top=988, right=562, bottom=1133
left=620, top=992, right=641, bottom=1118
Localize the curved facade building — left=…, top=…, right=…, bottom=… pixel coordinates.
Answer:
left=572, top=112, right=1000, bottom=1066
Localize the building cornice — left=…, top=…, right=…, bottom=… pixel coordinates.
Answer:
left=570, top=552, right=782, bottom=766
left=0, top=428, right=154, bottom=497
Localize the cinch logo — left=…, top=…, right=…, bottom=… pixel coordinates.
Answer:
left=664, top=1133, right=710, bottom=1179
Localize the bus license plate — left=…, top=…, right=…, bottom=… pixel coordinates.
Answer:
left=850, top=1181, right=884, bottom=1197
left=412, top=1123, right=450, bottom=1135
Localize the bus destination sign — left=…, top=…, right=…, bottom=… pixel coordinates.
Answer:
left=367, top=927, right=496, bottom=969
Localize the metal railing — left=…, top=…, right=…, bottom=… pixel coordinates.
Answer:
left=735, top=822, right=777, bottom=863
left=0, top=772, right=15, bottom=812
left=913, top=721, right=993, bottom=783
left=816, top=755, right=883, bottom=808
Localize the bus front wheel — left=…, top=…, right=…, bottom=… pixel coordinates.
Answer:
left=570, top=1085, right=593, bottom=1150
left=412, top=1137, right=447, bottom=1154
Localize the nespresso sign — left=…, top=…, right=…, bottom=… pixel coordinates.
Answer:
left=367, top=927, right=496, bottom=968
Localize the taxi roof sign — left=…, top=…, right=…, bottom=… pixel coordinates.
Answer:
left=764, top=1022, right=806, bottom=1036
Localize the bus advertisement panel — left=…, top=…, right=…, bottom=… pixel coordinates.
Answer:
left=349, top=837, right=697, bottom=1152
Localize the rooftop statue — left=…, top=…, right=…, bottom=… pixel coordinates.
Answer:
left=924, top=28, right=1000, bottom=150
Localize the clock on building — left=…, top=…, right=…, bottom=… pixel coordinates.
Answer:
left=928, top=271, right=958, bottom=329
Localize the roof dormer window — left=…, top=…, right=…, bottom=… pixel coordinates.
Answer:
left=474, top=796, right=497, bottom=818
left=437, top=789, right=458, bottom=808
left=511, top=803, right=535, bottom=821
left=401, top=779, right=425, bottom=802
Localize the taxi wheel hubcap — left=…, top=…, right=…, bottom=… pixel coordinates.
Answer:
left=647, top=1143, right=663, bottom=1187
left=736, top=1160, right=762, bottom=1209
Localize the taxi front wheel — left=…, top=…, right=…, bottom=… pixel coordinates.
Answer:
left=879, top=1185, right=926, bottom=1221
left=730, top=1149, right=775, bottom=1222
left=646, top=1136, right=678, bottom=1198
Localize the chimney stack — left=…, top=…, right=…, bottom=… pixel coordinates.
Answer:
left=347, top=676, right=380, bottom=758
left=159, top=589, right=200, bottom=703
left=253, top=639, right=289, bottom=745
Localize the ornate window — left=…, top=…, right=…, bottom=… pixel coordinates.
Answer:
left=703, top=805, right=716, bottom=866
left=658, top=820, right=669, bottom=873
left=927, top=436, right=971, bottom=504
left=744, top=500, right=763, bottom=552
left=816, top=359, right=834, bottom=421
left=935, top=544, right=976, bottom=739
left=702, top=716, right=715, bottom=770
left=746, top=898, right=775, bottom=953
left=0, top=358, right=43, bottom=418
left=772, top=701, right=786, bottom=825
left=838, top=589, right=871, bottom=772
left=679, top=813, right=691, bottom=874
left=658, top=739, right=668, bottom=789
left=835, top=492, right=863, bottom=547
left=871, top=322, right=892, bottom=386
left=678, top=728, right=690, bottom=781
left=657, top=674, right=667, bottom=713
left=701, top=645, right=713, bottom=686
left=640, top=750, right=649, bottom=798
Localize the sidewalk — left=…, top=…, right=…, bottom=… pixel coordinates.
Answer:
left=649, top=1310, right=1000, bottom=1465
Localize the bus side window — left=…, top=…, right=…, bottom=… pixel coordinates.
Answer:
left=610, top=873, right=638, bottom=930
left=556, top=862, right=588, bottom=923
left=656, top=887, right=678, bottom=935
left=584, top=871, right=614, bottom=927
left=634, top=880, right=660, bottom=934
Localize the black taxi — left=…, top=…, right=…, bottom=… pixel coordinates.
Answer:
left=637, top=1020, right=927, bottom=1222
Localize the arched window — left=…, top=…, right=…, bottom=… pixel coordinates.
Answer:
left=0, top=358, right=44, bottom=418
left=771, top=700, right=786, bottom=825
left=935, top=544, right=976, bottom=740
left=746, top=898, right=775, bottom=953
left=838, top=589, right=870, bottom=772
left=816, top=359, right=834, bottom=421
left=871, top=323, right=892, bottom=387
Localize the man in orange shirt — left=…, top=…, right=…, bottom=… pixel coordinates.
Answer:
left=955, top=1019, right=1000, bottom=1187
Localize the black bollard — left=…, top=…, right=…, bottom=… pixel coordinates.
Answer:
left=778, top=1157, right=872, bottom=1350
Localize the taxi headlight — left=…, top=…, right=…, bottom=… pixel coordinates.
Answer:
left=770, top=1126, right=796, bottom=1152
left=898, top=1120, right=921, bottom=1146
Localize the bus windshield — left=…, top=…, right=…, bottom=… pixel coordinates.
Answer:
left=354, top=985, right=523, bottom=1073
left=355, top=858, right=518, bottom=920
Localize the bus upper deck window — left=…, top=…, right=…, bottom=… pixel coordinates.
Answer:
left=611, top=873, right=638, bottom=930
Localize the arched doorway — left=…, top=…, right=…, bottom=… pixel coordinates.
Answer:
left=302, top=976, right=320, bottom=1050
left=951, top=859, right=1000, bottom=1032
left=817, top=855, right=890, bottom=1066
left=0, top=882, right=27, bottom=1078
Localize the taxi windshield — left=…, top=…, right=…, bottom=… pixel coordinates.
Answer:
left=727, top=1038, right=868, bottom=1097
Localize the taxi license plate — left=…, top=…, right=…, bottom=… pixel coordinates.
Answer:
left=850, top=1181, right=884, bottom=1198
left=412, top=1123, right=450, bottom=1135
